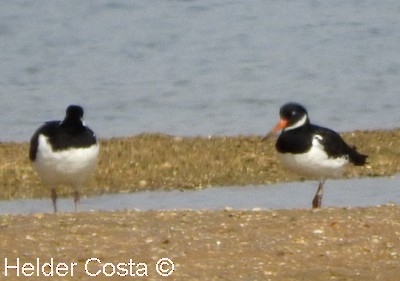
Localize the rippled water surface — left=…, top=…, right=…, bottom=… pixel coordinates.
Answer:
left=1, top=1, right=399, bottom=213
left=1, top=0, right=400, bottom=142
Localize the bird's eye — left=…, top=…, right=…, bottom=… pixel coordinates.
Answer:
left=291, top=111, right=296, bottom=116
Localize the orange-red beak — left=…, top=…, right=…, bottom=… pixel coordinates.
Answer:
left=262, top=119, right=288, bottom=141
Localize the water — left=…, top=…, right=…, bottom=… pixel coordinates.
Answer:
left=0, top=176, right=398, bottom=214
left=1, top=0, right=400, bottom=142
left=1, top=1, right=399, bottom=212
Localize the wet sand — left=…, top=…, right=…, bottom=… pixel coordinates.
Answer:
left=0, top=129, right=399, bottom=280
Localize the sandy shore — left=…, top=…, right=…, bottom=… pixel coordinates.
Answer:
left=1, top=206, right=400, bottom=280
left=0, top=129, right=399, bottom=280
left=1, top=129, right=399, bottom=200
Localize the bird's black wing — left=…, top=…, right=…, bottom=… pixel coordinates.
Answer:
left=312, top=125, right=367, bottom=166
left=29, top=121, right=60, bottom=161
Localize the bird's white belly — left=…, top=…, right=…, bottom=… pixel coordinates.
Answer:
left=278, top=144, right=349, bottom=180
left=33, top=135, right=99, bottom=187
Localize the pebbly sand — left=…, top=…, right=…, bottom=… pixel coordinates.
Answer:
left=0, top=129, right=399, bottom=280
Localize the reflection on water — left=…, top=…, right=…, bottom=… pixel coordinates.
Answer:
left=0, top=176, right=398, bottom=214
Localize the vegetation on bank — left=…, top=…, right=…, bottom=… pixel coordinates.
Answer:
left=0, top=129, right=399, bottom=201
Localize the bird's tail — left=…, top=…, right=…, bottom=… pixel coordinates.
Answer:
left=349, top=146, right=368, bottom=166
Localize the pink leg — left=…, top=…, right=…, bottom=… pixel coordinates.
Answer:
left=74, top=190, right=80, bottom=212
left=312, top=180, right=325, bottom=208
left=51, top=188, right=57, bottom=213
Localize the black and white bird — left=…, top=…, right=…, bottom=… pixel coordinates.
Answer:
left=264, top=102, right=367, bottom=208
left=29, top=105, right=99, bottom=212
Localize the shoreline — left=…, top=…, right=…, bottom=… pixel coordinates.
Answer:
left=0, top=129, right=399, bottom=201
left=1, top=129, right=399, bottom=280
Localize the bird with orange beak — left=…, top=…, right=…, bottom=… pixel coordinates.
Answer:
left=264, top=103, right=367, bottom=208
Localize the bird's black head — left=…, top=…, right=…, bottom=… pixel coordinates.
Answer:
left=279, top=103, right=309, bottom=129
left=66, top=105, right=84, bottom=119
left=263, top=102, right=310, bottom=140
left=62, top=105, right=85, bottom=126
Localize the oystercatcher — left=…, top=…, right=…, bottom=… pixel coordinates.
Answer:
left=29, top=105, right=99, bottom=212
left=263, top=102, right=367, bottom=208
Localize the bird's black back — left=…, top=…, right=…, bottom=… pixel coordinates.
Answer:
left=29, top=120, right=97, bottom=161
left=276, top=124, right=367, bottom=166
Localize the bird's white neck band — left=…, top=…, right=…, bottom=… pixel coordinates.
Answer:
left=284, top=115, right=308, bottom=131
